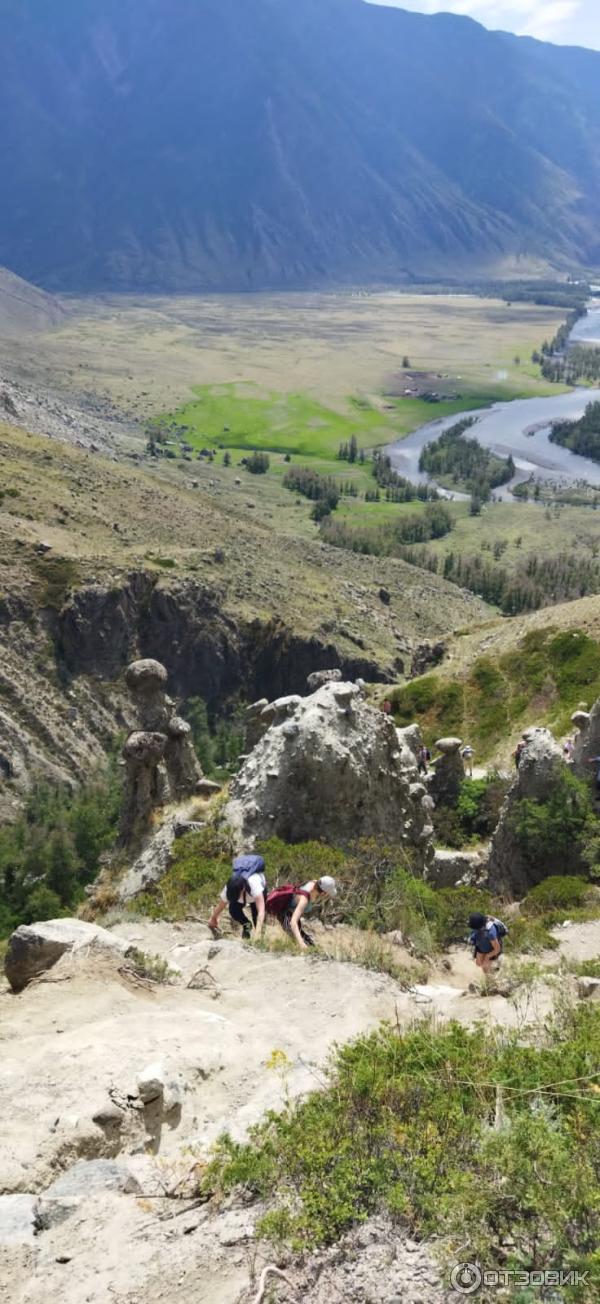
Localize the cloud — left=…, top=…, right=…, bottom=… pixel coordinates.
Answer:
left=367, top=0, right=600, bottom=51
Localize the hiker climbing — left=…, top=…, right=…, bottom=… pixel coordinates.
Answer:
left=514, top=738, right=526, bottom=769
left=469, top=911, right=507, bottom=974
left=208, top=854, right=267, bottom=940
left=418, top=744, right=431, bottom=775
left=266, top=877, right=338, bottom=950
left=461, top=743, right=474, bottom=777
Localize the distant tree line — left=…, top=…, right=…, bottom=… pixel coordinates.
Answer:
left=372, top=451, right=439, bottom=502
left=549, top=401, right=600, bottom=464
left=0, top=763, right=121, bottom=937
left=320, top=502, right=453, bottom=554
left=418, top=419, right=515, bottom=501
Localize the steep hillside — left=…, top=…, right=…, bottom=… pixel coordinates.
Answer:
left=0, top=268, right=65, bottom=334
left=1, top=0, right=600, bottom=289
left=0, top=421, right=490, bottom=816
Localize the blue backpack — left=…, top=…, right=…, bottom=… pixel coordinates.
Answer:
left=471, top=918, right=508, bottom=953
left=226, top=855, right=266, bottom=904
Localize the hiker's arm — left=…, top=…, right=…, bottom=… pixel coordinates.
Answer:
left=489, top=936, right=501, bottom=959
left=290, top=897, right=309, bottom=950
left=253, top=893, right=266, bottom=937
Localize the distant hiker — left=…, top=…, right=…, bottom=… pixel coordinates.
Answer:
left=266, top=877, right=338, bottom=951
left=461, top=744, right=474, bottom=777
left=563, top=738, right=575, bottom=763
left=514, top=739, right=526, bottom=770
left=382, top=699, right=393, bottom=715
left=418, top=745, right=431, bottom=775
left=208, top=854, right=267, bottom=940
left=469, top=912, right=507, bottom=974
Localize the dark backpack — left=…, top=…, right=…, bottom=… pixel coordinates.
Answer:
left=226, top=854, right=266, bottom=904
left=266, top=884, right=310, bottom=916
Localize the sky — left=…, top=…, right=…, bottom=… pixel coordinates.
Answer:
left=367, top=1, right=600, bottom=49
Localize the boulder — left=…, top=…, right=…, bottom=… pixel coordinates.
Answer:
left=4, top=919, right=127, bottom=993
left=225, top=682, right=434, bottom=865
left=306, top=668, right=342, bottom=692
left=44, top=1160, right=140, bottom=1199
left=487, top=728, right=565, bottom=897
left=577, top=977, right=600, bottom=1001
left=0, top=1195, right=37, bottom=1246
left=136, top=1062, right=167, bottom=1104
left=196, top=778, right=222, bottom=798
left=425, top=848, right=489, bottom=889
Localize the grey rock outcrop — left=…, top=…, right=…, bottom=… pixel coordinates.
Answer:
left=4, top=918, right=128, bottom=993
left=244, top=699, right=269, bottom=752
left=429, top=737, right=465, bottom=808
left=572, top=699, right=600, bottom=776
left=44, top=1160, right=140, bottom=1199
left=425, top=848, right=489, bottom=889
left=225, top=682, right=434, bottom=865
left=306, top=668, right=342, bottom=693
left=119, top=659, right=202, bottom=845
left=0, top=1195, right=37, bottom=1246
left=487, top=727, right=565, bottom=897
left=119, top=730, right=168, bottom=844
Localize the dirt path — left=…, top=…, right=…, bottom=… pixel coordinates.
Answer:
left=2, top=916, right=600, bottom=1304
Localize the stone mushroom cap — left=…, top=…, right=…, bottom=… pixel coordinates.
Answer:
left=125, top=660, right=168, bottom=693
left=435, top=737, right=463, bottom=754
left=122, top=731, right=167, bottom=764
left=572, top=710, right=591, bottom=729
left=168, top=715, right=192, bottom=739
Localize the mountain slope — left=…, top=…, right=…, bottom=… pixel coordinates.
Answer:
left=0, top=268, right=66, bottom=333
left=1, top=0, right=599, bottom=289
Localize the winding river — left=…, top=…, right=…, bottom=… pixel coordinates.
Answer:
left=387, top=300, right=600, bottom=496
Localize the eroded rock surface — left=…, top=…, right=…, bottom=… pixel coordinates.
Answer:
left=487, top=727, right=565, bottom=897
left=4, top=918, right=127, bottom=993
left=225, top=682, right=434, bottom=864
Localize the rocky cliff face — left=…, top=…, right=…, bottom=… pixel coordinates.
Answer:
left=0, top=572, right=387, bottom=820
left=487, top=728, right=566, bottom=897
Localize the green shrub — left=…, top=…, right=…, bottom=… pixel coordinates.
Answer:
left=523, top=875, right=590, bottom=916
left=508, top=768, right=596, bottom=880
left=204, top=1008, right=600, bottom=1293
left=0, top=759, right=121, bottom=938
left=507, top=915, right=560, bottom=953
left=136, top=826, right=233, bottom=920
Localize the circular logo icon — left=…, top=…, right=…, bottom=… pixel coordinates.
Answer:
left=450, top=1262, right=483, bottom=1295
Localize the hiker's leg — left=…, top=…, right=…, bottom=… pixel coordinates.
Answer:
left=229, top=901, right=252, bottom=937
left=279, top=910, right=294, bottom=939
left=208, top=899, right=226, bottom=934
left=475, top=951, right=486, bottom=971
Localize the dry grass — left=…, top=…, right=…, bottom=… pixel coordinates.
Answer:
left=0, top=291, right=565, bottom=420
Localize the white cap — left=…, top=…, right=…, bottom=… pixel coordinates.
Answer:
left=318, top=876, right=337, bottom=898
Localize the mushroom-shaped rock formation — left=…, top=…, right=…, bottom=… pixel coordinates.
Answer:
left=119, top=731, right=168, bottom=844
left=165, top=715, right=203, bottom=796
left=487, top=727, right=565, bottom=897
left=125, top=659, right=170, bottom=731
left=225, top=681, right=434, bottom=866
left=429, top=737, right=464, bottom=808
